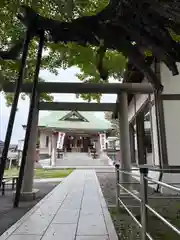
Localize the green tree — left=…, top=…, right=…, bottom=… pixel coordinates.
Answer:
left=104, top=112, right=119, bottom=137
left=0, top=0, right=126, bottom=105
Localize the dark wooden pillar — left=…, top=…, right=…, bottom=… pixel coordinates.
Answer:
left=129, top=124, right=136, bottom=164
left=136, top=112, right=146, bottom=165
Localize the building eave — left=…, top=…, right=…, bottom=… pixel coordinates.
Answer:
left=38, top=126, right=112, bottom=133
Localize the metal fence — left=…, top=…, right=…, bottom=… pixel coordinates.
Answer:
left=115, top=165, right=180, bottom=240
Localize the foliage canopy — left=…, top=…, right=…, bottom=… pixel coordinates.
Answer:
left=0, top=0, right=126, bottom=105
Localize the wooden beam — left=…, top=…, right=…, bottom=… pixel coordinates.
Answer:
left=39, top=102, right=116, bottom=112
left=161, top=94, right=180, bottom=100
left=2, top=82, right=153, bottom=94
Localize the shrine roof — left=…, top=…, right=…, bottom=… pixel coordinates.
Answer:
left=38, top=110, right=112, bottom=131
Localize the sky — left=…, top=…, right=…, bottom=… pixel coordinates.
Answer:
left=0, top=67, right=117, bottom=144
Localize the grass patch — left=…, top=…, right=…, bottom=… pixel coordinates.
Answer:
left=109, top=205, right=180, bottom=240
left=109, top=207, right=141, bottom=240
left=4, top=168, right=73, bottom=179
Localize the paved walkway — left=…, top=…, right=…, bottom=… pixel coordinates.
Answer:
left=39, top=152, right=113, bottom=168
left=0, top=170, right=118, bottom=240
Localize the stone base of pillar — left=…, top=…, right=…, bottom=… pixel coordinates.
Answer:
left=13, top=188, right=39, bottom=201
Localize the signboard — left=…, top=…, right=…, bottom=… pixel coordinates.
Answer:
left=57, top=132, right=66, bottom=149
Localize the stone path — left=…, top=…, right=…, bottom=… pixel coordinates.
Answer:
left=39, top=152, right=112, bottom=168
left=0, top=170, right=118, bottom=240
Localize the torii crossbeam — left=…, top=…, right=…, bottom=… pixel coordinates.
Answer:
left=2, top=82, right=153, bottom=94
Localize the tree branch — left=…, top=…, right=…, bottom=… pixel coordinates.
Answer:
left=3, top=0, right=180, bottom=90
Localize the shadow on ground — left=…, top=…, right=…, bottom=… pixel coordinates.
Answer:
left=0, top=182, right=59, bottom=235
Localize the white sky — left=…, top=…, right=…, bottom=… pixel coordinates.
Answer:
left=0, top=67, right=118, bottom=144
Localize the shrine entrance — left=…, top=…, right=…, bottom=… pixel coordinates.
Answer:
left=64, top=134, right=91, bottom=153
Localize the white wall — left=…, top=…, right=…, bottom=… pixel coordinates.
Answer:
left=128, top=78, right=154, bottom=123
left=39, top=130, right=52, bottom=154
left=160, top=63, right=180, bottom=166
left=128, top=62, right=180, bottom=193
left=161, top=62, right=180, bottom=94
left=128, top=88, right=158, bottom=166
left=150, top=105, right=160, bottom=166
left=128, top=94, right=149, bottom=122
left=163, top=101, right=180, bottom=166
left=127, top=62, right=180, bottom=167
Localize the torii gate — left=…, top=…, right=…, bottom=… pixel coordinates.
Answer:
left=1, top=79, right=153, bottom=208
left=1, top=0, right=179, bottom=207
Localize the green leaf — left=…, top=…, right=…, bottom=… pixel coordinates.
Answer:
left=0, top=0, right=126, bottom=104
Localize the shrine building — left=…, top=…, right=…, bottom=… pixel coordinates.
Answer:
left=38, top=110, right=112, bottom=161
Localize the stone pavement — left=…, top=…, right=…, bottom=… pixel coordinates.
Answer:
left=0, top=170, right=118, bottom=240
left=39, top=152, right=113, bottom=168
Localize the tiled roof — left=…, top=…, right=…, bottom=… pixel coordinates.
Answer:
left=39, top=111, right=112, bottom=131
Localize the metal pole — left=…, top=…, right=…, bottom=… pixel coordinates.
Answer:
left=0, top=29, right=31, bottom=188
left=136, top=112, right=146, bottom=165
left=156, top=171, right=163, bottom=193
left=148, top=97, right=156, bottom=166
left=14, top=31, right=45, bottom=207
left=129, top=124, right=136, bottom=164
left=154, top=90, right=163, bottom=168
left=115, top=163, right=120, bottom=210
left=113, top=141, right=116, bottom=163
left=140, top=167, right=148, bottom=240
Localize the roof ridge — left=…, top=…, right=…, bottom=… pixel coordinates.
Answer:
left=38, top=110, right=112, bottom=130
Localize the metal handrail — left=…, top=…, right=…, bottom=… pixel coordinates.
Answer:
left=139, top=166, right=180, bottom=173
left=117, top=168, right=139, bottom=171
left=144, top=176, right=180, bottom=193
left=118, top=196, right=142, bottom=228
left=117, top=183, right=141, bottom=202
left=118, top=182, right=158, bottom=185
left=146, top=204, right=180, bottom=236
left=117, top=168, right=140, bottom=178
left=115, top=166, right=180, bottom=239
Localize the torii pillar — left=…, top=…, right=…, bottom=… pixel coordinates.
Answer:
left=21, top=96, right=39, bottom=198
left=118, top=92, right=131, bottom=188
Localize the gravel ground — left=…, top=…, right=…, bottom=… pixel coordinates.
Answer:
left=96, top=171, right=180, bottom=240
left=0, top=181, right=59, bottom=235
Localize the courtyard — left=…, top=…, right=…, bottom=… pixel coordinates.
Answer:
left=1, top=162, right=180, bottom=240
left=0, top=169, right=118, bottom=240
left=1, top=0, right=180, bottom=239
